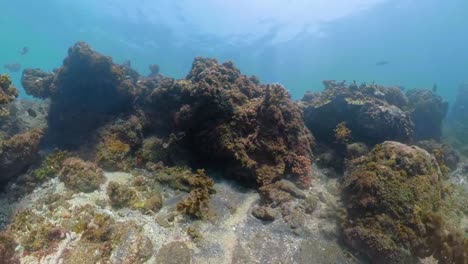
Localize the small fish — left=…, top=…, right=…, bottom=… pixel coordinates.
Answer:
left=375, top=60, right=390, bottom=66
left=432, top=83, right=438, bottom=93
left=27, top=108, right=37, bottom=118
left=4, top=63, right=22, bottom=72
left=19, top=47, right=29, bottom=55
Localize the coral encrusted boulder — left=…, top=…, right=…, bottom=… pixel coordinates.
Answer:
left=149, top=58, right=314, bottom=189
left=301, top=81, right=413, bottom=147
left=342, top=141, right=444, bottom=263
left=21, top=42, right=143, bottom=149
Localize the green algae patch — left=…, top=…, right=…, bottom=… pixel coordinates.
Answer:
left=31, top=149, right=70, bottom=183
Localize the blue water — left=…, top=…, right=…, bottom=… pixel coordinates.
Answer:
left=1, top=0, right=467, bottom=101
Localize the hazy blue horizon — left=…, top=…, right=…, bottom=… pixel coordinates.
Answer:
left=1, top=0, right=467, bottom=101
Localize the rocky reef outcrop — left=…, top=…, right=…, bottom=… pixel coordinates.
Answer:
left=20, top=44, right=314, bottom=204
left=21, top=42, right=143, bottom=148
left=148, top=58, right=314, bottom=189
left=3, top=42, right=465, bottom=264
left=301, top=81, right=413, bottom=146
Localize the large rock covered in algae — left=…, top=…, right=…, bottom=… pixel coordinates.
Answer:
left=342, top=141, right=467, bottom=263
left=300, top=81, right=413, bottom=146
left=21, top=42, right=142, bottom=149
left=149, top=57, right=314, bottom=189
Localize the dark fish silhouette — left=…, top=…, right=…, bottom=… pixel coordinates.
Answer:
left=432, top=83, right=438, bottom=93
left=4, top=63, right=22, bottom=72
left=27, top=108, right=37, bottom=118
left=375, top=60, right=390, bottom=66
left=19, top=47, right=29, bottom=55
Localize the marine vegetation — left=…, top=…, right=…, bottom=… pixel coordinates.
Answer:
left=416, top=140, right=460, bottom=176
left=334, top=122, right=351, bottom=144
left=59, top=157, right=105, bottom=193
left=21, top=69, right=55, bottom=99
left=149, top=58, right=314, bottom=194
left=30, top=149, right=70, bottom=183
left=0, top=74, right=18, bottom=117
left=0, top=231, right=19, bottom=264
left=0, top=128, right=43, bottom=183
left=107, top=181, right=138, bottom=208
left=341, top=141, right=467, bottom=263
left=414, top=212, right=467, bottom=264
left=3, top=41, right=465, bottom=263
left=8, top=209, right=64, bottom=253
left=175, top=169, right=215, bottom=219
left=95, top=115, right=144, bottom=171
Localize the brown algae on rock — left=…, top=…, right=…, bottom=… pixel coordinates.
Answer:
left=59, top=157, right=105, bottom=193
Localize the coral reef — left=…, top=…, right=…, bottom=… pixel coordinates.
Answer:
left=59, top=157, right=105, bottom=193
left=406, top=89, right=448, bottom=141
left=342, top=141, right=444, bottom=263
left=0, top=128, right=43, bottom=183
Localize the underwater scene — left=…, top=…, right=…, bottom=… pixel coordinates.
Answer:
left=1, top=1, right=467, bottom=263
